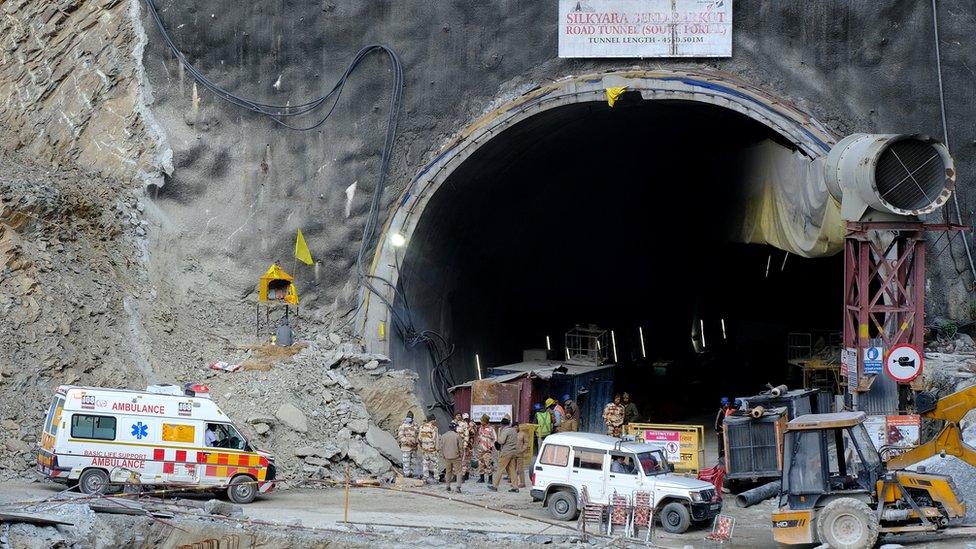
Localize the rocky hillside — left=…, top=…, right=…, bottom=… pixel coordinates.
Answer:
left=0, top=153, right=425, bottom=483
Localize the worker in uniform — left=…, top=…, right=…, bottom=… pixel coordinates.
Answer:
left=475, top=414, right=497, bottom=483
left=550, top=397, right=567, bottom=432
left=513, top=420, right=527, bottom=488
left=603, top=394, right=625, bottom=437
left=714, top=397, right=738, bottom=458
left=395, top=411, right=419, bottom=477
left=488, top=415, right=520, bottom=493
left=456, top=412, right=473, bottom=480
left=533, top=402, right=553, bottom=449
left=418, top=414, right=440, bottom=483
left=439, top=422, right=464, bottom=493
left=560, top=394, right=578, bottom=432
left=622, top=392, right=640, bottom=425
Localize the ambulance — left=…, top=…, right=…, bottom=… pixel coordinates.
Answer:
left=37, top=383, right=275, bottom=503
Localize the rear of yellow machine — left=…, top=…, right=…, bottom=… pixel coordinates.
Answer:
left=771, top=509, right=815, bottom=544
left=876, top=470, right=966, bottom=528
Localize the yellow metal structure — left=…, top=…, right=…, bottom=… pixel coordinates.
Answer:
left=772, top=386, right=976, bottom=546
left=886, top=385, right=976, bottom=470
left=258, top=263, right=299, bottom=305
left=624, top=423, right=705, bottom=474
left=770, top=509, right=815, bottom=544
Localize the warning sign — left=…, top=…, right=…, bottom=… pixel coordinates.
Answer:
left=885, top=344, right=923, bottom=383
left=643, top=429, right=681, bottom=461
left=625, top=423, right=705, bottom=473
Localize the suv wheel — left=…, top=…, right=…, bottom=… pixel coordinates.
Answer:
left=547, top=490, right=578, bottom=521
left=660, top=501, right=691, bottom=533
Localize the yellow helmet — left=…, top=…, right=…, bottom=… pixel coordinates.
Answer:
left=545, top=398, right=556, bottom=408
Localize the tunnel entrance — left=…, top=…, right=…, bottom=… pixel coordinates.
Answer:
left=362, top=71, right=844, bottom=421
left=391, top=99, right=841, bottom=418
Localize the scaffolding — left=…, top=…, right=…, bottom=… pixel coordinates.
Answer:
left=565, top=325, right=610, bottom=365
left=788, top=331, right=844, bottom=394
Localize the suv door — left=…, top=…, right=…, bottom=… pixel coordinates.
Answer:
left=605, top=452, right=641, bottom=498
left=571, top=447, right=607, bottom=502
left=535, top=442, right=571, bottom=489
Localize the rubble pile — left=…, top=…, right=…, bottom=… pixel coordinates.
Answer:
left=915, top=333, right=976, bottom=522
left=0, top=157, right=152, bottom=481
left=199, top=334, right=425, bottom=484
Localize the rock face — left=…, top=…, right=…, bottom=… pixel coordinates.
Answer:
left=0, top=0, right=167, bottom=182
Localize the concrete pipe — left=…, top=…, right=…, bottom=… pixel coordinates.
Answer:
left=824, top=134, right=955, bottom=221
left=749, top=406, right=766, bottom=419
left=769, top=384, right=788, bottom=397
left=735, top=481, right=781, bottom=508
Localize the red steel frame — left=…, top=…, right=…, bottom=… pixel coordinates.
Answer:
left=843, top=222, right=964, bottom=392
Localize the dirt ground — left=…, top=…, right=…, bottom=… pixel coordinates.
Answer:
left=4, top=417, right=975, bottom=548
left=6, top=475, right=976, bottom=548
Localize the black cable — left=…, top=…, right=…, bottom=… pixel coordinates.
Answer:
left=144, top=0, right=455, bottom=411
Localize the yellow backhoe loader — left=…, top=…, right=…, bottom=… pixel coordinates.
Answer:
left=771, top=385, right=976, bottom=548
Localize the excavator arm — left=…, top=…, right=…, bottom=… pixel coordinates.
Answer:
left=886, top=385, right=976, bottom=470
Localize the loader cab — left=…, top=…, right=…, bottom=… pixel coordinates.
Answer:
left=779, top=412, right=884, bottom=510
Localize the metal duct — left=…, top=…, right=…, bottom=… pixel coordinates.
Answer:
left=824, top=134, right=955, bottom=220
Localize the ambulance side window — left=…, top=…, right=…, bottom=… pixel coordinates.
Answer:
left=71, top=414, right=117, bottom=441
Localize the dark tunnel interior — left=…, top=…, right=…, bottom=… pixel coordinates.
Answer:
left=392, top=98, right=842, bottom=421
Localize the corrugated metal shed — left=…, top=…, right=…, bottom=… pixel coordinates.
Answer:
left=449, top=360, right=615, bottom=431
left=856, top=371, right=899, bottom=414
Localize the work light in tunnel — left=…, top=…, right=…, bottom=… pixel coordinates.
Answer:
left=389, top=232, right=407, bottom=247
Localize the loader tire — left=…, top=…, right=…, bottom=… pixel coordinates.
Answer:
left=816, top=497, right=879, bottom=549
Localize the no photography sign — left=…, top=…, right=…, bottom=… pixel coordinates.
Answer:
left=885, top=344, right=922, bottom=383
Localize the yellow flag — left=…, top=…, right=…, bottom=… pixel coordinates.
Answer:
left=605, top=86, right=627, bottom=108
left=294, top=229, right=314, bottom=265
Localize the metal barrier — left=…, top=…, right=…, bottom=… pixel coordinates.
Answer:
left=623, top=423, right=706, bottom=475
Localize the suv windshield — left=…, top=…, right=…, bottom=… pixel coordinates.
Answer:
left=636, top=450, right=666, bottom=475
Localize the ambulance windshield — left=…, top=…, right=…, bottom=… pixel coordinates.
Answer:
left=207, top=423, right=249, bottom=450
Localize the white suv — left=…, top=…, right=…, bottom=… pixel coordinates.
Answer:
left=530, top=432, right=721, bottom=533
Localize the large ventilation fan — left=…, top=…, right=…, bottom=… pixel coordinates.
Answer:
left=824, top=134, right=955, bottom=221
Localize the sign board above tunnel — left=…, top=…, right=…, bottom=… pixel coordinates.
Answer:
left=558, top=0, right=733, bottom=58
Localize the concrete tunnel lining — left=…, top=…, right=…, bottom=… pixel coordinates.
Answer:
left=359, top=70, right=846, bottom=412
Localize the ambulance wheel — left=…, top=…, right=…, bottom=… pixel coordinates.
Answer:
left=227, top=475, right=257, bottom=504
left=816, top=497, right=879, bottom=549
left=660, top=502, right=691, bottom=533
left=78, top=468, right=110, bottom=495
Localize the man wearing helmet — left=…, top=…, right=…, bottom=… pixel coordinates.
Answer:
left=714, top=396, right=738, bottom=458
left=533, top=402, right=553, bottom=449
left=560, top=394, right=578, bottom=432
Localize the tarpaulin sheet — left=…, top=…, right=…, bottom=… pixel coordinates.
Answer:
left=735, top=140, right=845, bottom=258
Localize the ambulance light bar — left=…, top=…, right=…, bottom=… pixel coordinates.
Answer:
left=184, top=383, right=212, bottom=398
left=146, top=384, right=185, bottom=396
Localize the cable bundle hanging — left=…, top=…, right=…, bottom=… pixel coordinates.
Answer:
left=144, top=0, right=455, bottom=412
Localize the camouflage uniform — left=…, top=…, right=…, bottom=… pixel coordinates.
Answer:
left=396, top=420, right=419, bottom=476
left=418, top=420, right=440, bottom=478
left=456, top=420, right=473, bottom=475
left=603, top=402, right=625, bottom=437
left=476, top=424, right=497, bottom=475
